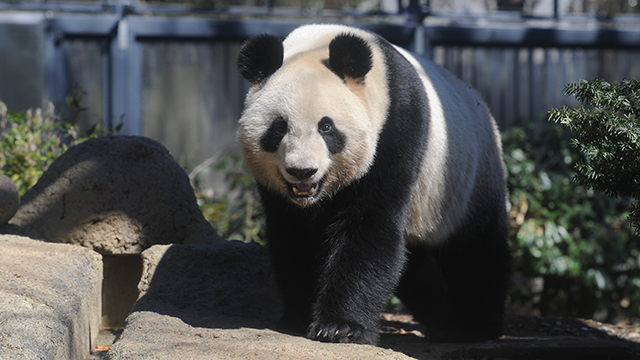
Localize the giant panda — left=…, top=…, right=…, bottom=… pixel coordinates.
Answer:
left=236, top=24, right=511, bottom=345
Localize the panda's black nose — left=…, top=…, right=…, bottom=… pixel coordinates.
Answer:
left=286, top=167, right=318, bottom=180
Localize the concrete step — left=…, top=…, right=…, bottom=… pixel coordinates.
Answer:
left=0, top=235, right=102, bottom=360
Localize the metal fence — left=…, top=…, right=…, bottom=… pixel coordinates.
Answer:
left=0, top=3, right=639, bottom=191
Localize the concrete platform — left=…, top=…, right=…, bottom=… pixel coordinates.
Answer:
left=0, top=235, right=102, bottom=360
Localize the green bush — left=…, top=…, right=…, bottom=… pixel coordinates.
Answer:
left=0, top=102, right=63, bottom=195
left=0, top=94, right=112, bottom=195
left=504, top=124, right=640, bottom=324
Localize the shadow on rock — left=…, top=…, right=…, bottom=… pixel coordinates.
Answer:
left=133, top=241, right=283, bottom=331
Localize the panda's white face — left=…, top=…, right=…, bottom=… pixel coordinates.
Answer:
left=237, top=26, right=389, bottom=207
left=239, top=53, right=378, bottom=206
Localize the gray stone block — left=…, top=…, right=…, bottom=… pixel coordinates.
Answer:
left=0, top=235, right=102, bottom=360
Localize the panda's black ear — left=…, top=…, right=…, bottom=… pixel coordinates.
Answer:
left=238, top=34, right=284, bottom=84
left=328, top=33, right=373, bottom=82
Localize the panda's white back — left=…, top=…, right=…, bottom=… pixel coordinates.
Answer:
left=397, top=47, right=505, bottom=246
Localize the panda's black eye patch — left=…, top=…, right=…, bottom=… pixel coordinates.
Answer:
left=261, top=116, right=288, bottom=152
left=318, top=117, right=345, bottom=154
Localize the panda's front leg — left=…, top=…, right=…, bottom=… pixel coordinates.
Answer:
left=307, top=218, right=407, bottom=345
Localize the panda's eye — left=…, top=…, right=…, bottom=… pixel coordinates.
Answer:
left=318, top=117, right=334, bottom=133
left=317, top=116, right=345, bottom=154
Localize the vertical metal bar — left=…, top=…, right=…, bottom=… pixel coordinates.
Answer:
left=44, top=17, right=59, bottom=106
left=553, top=0, right=559, bottom=19
left=111, top=16, right=142, bottom=135
left=126, top=24, right=142, bottom=136
left=46, top=18, right=70, bottom=110
left=102, top=37, right=112, bottom=131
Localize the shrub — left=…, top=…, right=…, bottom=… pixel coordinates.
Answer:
left=0, top=101, right=63, bottom=195
left=548, top=78, right=640, bottom=235
left=504, top=124, right=640, bottom=324
left=0, top=93, right=113, bottom=195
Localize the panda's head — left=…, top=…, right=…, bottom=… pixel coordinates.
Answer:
left=237, top=26, right=388, bottom=207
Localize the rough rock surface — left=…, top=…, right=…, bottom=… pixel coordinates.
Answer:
left=107, top=241, right=415, bottom=360
left=0, top=174, right=19, bottom=226
left=5, top=136, right=222, bottom=255
left=0, top=234, right=102, bottom=360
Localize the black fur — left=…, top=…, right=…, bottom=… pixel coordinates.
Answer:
left=328, top=34, right=373, bottom=81
left=395, top=191, right=511, bottom=342
left=317, top=117, right=346, bottom=154
left=238, top=34, right=283, bottom=84
left=260, top=116, right=288, bottom=152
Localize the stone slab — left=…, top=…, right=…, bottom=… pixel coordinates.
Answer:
left=106, top=241, right=414, bottom=360
left=0, top=235, right=102, bottom=360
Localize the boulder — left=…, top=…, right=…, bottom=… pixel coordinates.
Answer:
left=6, top=135, right=222, bottom=255
left=0, top=173, right=19, bottom=226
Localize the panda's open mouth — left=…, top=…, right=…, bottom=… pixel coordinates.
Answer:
left=291, top=182, right=320, bottom=198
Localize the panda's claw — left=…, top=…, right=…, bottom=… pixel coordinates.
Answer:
left=307, top=321, right=376, bottom=344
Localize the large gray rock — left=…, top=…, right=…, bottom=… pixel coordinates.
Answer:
left=6, top=135, right=222, bottom=255
left=0, top=173, right=19, bottom=226
left=0, top=234, right=102, bottom=360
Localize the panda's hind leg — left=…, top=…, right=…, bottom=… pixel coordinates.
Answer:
left=398, top=214, right=511, bottom=342
left=395, top=245, right=448, bottom=331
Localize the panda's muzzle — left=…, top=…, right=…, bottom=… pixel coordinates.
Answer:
left=285, top=167, right=321, bottom=199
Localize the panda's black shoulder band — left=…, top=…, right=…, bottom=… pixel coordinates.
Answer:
left=237, top=34, right=284, bottom=84
left=328, top=33, right=373, bottom=81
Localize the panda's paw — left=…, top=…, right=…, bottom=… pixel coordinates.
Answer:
left=307, top=321, right=377, bottom=344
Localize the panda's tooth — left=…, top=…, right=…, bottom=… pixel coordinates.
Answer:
left=309, top=187, right=314, bottom=195
left=293, top=187, right=300, bottom=195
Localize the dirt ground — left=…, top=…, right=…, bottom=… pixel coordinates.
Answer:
left=381, top=312, right=640, bottom=342
left=379, top=312, right=640, bottom=359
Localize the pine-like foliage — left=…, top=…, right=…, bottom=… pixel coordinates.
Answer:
left=549, top=78, right=640, bottom=234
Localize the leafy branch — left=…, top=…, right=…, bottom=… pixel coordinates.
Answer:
left=549, top=78, right=640, bottom=234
